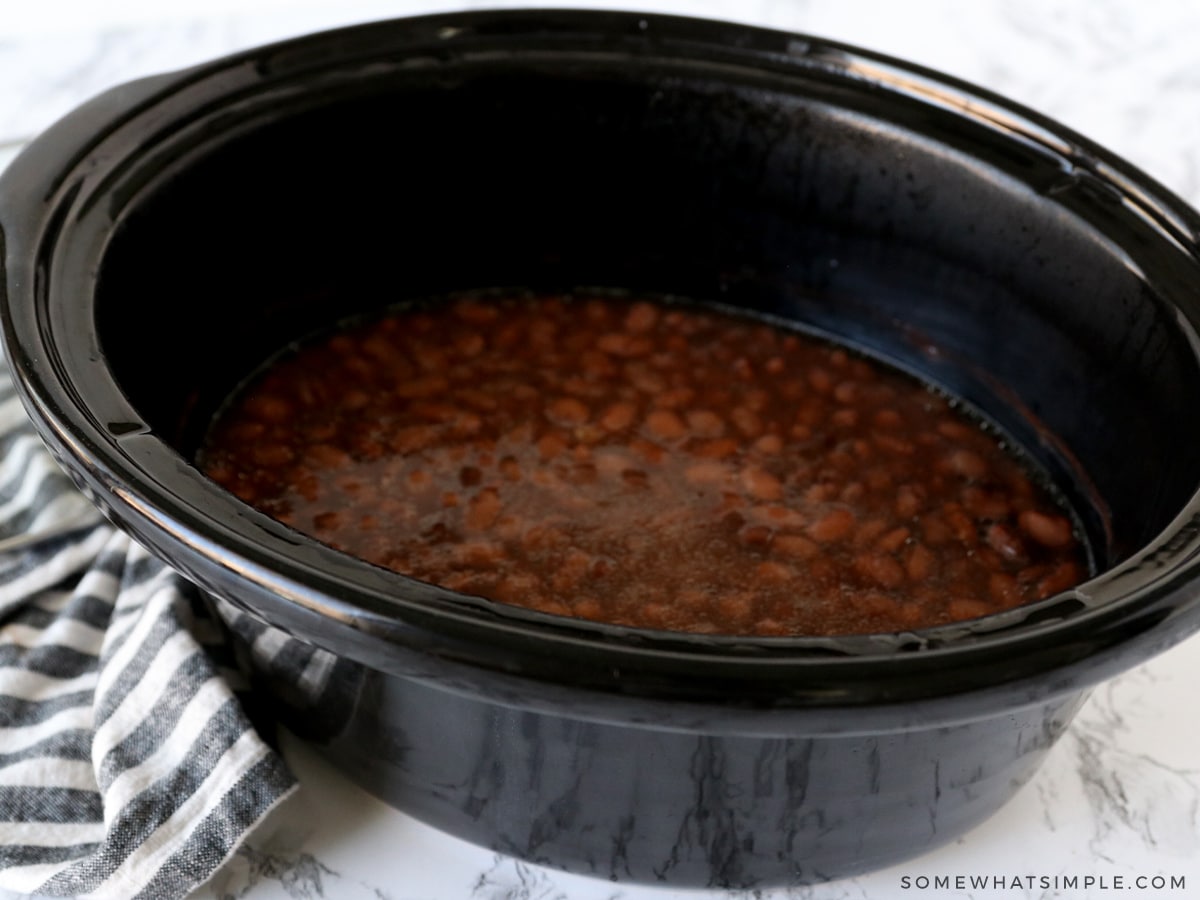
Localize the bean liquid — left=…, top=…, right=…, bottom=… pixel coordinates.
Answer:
left=199, top=294, right=1087, bottom=636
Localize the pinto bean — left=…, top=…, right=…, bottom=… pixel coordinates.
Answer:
left=599, top=401, right=639, bottom=432
left=644, top=409, right=687, bottom=442
left=537, top=430, right=570, bottom=461
left=730, top=407, right=764, bottom=438
left=741, top=465, right=784, bottom=501
left=985, top=523, right=1027, bottom=562
left=684, top=461, right=729, bottom=486
left=946, top=598, right=991, bottom=621
left=547, top=396, right=590, bottom=427
left=1018, top=509, right=1075, bottom=548
left=465, top=487, right=502, bottom=531
left=940, top=448, right=989, bottom=480
left=773, top=533, right=819, bottom=559
left=685, top=409, right=726, bottom=438
left=904, top=543, right=936, bottom=582
left=249, top=443, right=294, bottom=468
left=854, top=554, right=905, bottom=589
left=1035, top=560, right=1083, bottom=597
left=895, top=485, right=925, bottom=519
left=693, top=438, right=739, bottom=459
left=807, top=508, right=856, bottom=543
left=623, top=301, right=660, bottom=333
left=242, top=394, right=294, bottom=424
left=988, top=572, right=1022, bottom=606
left=877, top=527, right=911, bottom=553
left=597, top=332, right=652, bottom=357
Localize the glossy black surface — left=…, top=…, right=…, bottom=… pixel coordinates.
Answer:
left=3, top=9, right=1200, bottom=888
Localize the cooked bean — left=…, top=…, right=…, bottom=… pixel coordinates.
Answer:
left=599, top=401, right=638, bottom=432
left=644, top=409, right=687, bottom=442
left=390, top=425, right=441, bottom=454
left=406, top=469, right=433, bottom=491
left=250, top=444, right=294, bottom=468
left=242, top=394, right=294, bottom=424
left=629, top=438, right=665, bottom=465
left=773, top=533, right=818, bottom=559
left=854, top=554, right=905, bottom=589
left=551, top=548, right=594, bottom=592
left=305, top=443, right=351, bottom=468
left=686, top=409, right=725, bottom=438
left=522, top=522, right=569, bottom=552
left=943, top=504, right=977, bottom=546
left=904, top=543, right=936, bottom=582
left=1018, top=509, right=1075, bottom=548
left=940, top=449, right=989, bottom=480
left=988, top=572, right=1021, bottom=606
left=621, top=468, right=650, bottom=489
left=920, top=513, right=952, bottom=545
left=808, top=367, right=834, bottom=394
left=985, top=523, right=1026, bottom=562
left=465, top=487, right=502, bottom=531
left=684, top=461, right=729, bottom=486
left=874, top=433, right=916, bottom=456
left=808, top=508, right=856, bottom=543
left=623, top=301, right=660, bottom=333
left=626, top=363, right=667, bottom=394
left=1035, top=560, right=1083, bottom=597
left=895, top=485, right=925, bottom=519
left=749, top=505, right=806, bottom=530
left=457, top=540, right=505, bottom=567
left=831, top=408, right=859, bottom=428
left=394, top=375, right=450, bottom=399
left=547, top=396, right=590, bottom=427
left=852, top=592, right=901, bottom=620
left=453, top=299, right=500, bottom=324
left=693, top=438, right=739, bottom=459
left=946, top=598, right=991, bottom=621
left=716, top=592, right=756, bottom=627
left=737, top=524, right=774, bottom=549
left=753, top=433, right=784, bottom=455
left=833, top=381, right=858, bottom=405
left=877, top=527, right=911, bottom=553
left=493, top=573, right=541, bottom=603
left=839, top=482, right=866, bottom=504
left=852, top=518, right=889, bottom=547
left=962, top=487, right=1010, bottom=520
left=933, top=415, right=971, bottom=439
left=597, top=332, right=651, bottom=357
left=755, top=561, right=794, bottom=585
left=731, top=407, right=764, bottom=438
left=653, top=387, right=695, bottom=410
left=537, top=430, right=569, bottom=461
left=312, top=510, right=342, bottom=531
left=873, top=408, right=903, bottom=430
left=741, top=466, right=784, bottom=501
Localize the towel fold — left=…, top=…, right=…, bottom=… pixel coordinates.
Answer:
left=0, top=354, right=296, bottom=900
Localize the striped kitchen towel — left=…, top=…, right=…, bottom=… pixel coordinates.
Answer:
left=0, top=351, right=297, bottom=899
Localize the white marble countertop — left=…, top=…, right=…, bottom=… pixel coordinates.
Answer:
left=2, top=1, right=1199, bottom=898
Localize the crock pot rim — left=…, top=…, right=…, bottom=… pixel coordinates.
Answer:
left=4, top=7, right=1200, bottom=714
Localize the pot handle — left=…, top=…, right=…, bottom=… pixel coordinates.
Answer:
left=0, top=66, right=193, bottom=255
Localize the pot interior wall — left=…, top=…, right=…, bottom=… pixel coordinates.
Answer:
left=95, top=59, right=1200, bottom=571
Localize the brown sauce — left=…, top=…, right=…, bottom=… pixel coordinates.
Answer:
left=199, top=294, right=1087, bottom=636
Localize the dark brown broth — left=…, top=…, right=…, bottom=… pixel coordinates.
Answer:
left=199, top=294, right=1087, bottom=636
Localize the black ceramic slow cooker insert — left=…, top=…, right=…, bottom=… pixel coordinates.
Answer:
left=2, top=9, right=1200, bottom=889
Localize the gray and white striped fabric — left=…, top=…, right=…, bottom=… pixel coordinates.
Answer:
left=0, top=352, right=296, bottom=899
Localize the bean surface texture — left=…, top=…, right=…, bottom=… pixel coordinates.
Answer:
left=200, top=294, right=1087, bottom=636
